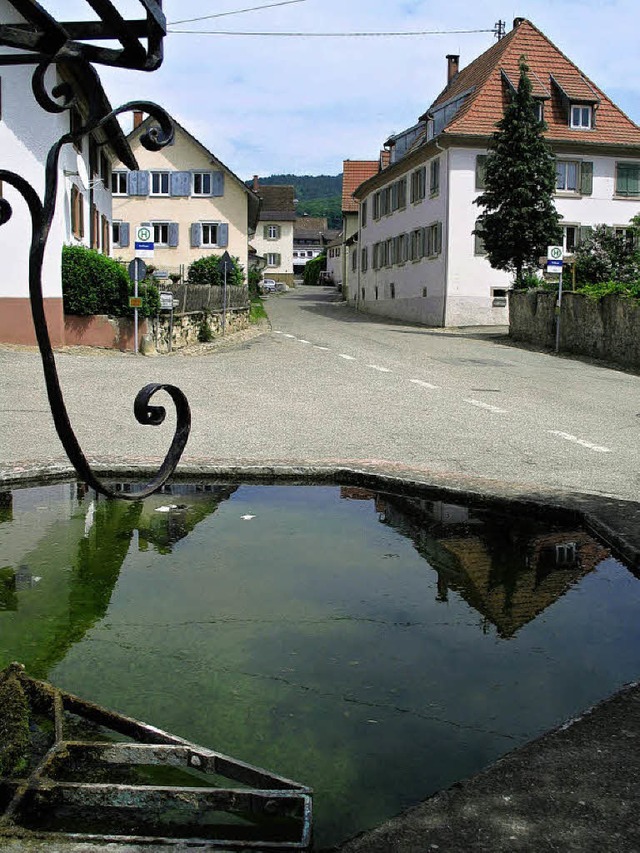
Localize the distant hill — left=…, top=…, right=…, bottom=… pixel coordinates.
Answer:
left=250, top=174, right=343, bottom=229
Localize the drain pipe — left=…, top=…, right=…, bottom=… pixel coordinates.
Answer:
left=434, top=136, right=449, bottom=328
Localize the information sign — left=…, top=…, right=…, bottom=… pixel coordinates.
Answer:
left=159, top=291, right=174, bottom=311
left=135, top=225, right=154, bottom=258
left=129, top=296, right=143, bottom=309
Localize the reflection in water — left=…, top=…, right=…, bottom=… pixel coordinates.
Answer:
left=0, top=482, right=637, bottom=849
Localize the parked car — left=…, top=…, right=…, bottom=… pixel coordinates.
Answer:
left=260, top=279, right=277, bottom=294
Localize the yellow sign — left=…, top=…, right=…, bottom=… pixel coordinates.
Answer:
left=129, top=297, right=143, bottom=309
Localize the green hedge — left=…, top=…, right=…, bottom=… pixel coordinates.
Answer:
left=188, top=254, right=245, bottom=287
left=62, top=245, right=159, bottom=318
left=303, top=252, right=326, bottom=286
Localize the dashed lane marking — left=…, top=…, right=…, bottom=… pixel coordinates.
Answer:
left=410, top=379, right=440, bottom=390
left=547, top=430, right=611, bottom=453
left=314, top=346, right=330, bottom=351
left=464, top=399, right=508, bottom=414
left=298, top=339, right=311, bottom=344
left=283, top=334, right=296, bottom=338
left=338, top=354, right=356, bottom=360
left=368, top=364, right=392, bottom=373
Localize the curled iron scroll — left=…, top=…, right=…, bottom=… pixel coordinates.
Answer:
left=1, top=60, right=191, bottom=500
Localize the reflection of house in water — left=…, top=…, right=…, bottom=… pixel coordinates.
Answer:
left=0, top=483, right=237, bottom=678
left=375, top=494, right=610, bottom=638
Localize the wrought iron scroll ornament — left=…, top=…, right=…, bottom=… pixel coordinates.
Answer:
left=0, top=55, right=192, bottom=500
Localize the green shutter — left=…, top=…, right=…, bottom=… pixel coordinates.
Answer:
left=580, top=161, right=593, bottom=195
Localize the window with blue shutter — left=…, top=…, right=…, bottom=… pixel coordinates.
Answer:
left=170, top=171, right=191, bottom=197
left=168, top=222, right=179, bottom=247
left=119, top=222, right=130, bottom=247
left=127, top=170, right=150, bottom=196
left=218, top=223, right=229, bottom=246
left=211, top=171, right=225, bottom=196
left=191, top=222, right=202, bottom=247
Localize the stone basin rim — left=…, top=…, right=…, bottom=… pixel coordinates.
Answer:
left=1, top=460, right=639, bottom=574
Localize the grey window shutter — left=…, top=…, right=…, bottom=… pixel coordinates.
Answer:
left=119, top=222, right=130, bottom=247
left=168, top=222, right=179, bottom=247
left=435, top=222, right=442, bottom=254
left=276, top=253, right=281, bottom=265
left=190, top=222, right=202, bottom=247
left=128, top=170, right=149, bottom=196
left=170, top=171, right=191, bottom=196
left=218, top=223, right=229, bottom=247
left=580, top=161, right=593, bottom=195
left=276, top=225, right=281, bottom=239
left=263, top=225, right=269, bottom=239
left=211, top=171, right=224, bottom=196
left=476, top=155, right=487, bottom=190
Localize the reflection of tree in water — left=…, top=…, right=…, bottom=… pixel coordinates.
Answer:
left=0, top=484, right=237, bottom=678
left=359, top=491, right=610, bottom=638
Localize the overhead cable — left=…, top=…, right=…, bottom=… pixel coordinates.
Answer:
left=169, top=0, right=308, bottom=26
left=168, top=28, right=496, bottom=37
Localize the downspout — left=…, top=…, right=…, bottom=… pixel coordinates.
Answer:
left=435, top=136, right=449, bottom=328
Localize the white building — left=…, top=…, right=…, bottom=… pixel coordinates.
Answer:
left=251, top=180, right=296, bottom=287
left=0, top=2, right=135, bottom=346
left=353, top=18, right=640, bottom=327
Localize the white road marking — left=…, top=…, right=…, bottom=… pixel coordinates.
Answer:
left=547, top=430, right=611, bottom=453
left=273, top=331, right=283, bottom=334
left=298, top=339, right=311, bottom=344
left=410, top=379, right=439, bottom=390
left=314, top=345, right=330, bottom=351
left=464, top=399, right=507, bottom=414
left=368, top=364, right=392, bottom=373
left=338, top=354, right=356, bottom=360
left=283, top=334, right=296, bottom=338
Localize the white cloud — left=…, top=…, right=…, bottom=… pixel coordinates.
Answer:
left=48, top=1, right=640, bottom=177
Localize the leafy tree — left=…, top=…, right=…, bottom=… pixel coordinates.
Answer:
left=474, top=56, right=561, bottom=287
left=188, top=254, right=245, bottom=287
left=574, top=223, right=640, bottom=286
left=303, top=252, right=327, bottom=286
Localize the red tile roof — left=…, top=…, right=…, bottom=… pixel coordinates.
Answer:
left=428, top=19, right=640, bottom=147
left=342, top=160, right=379, bottom=212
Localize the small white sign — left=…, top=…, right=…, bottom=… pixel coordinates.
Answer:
left=159, top=291, right=174, bottom=310
left=547, top=245, right=563, bottom=261
left=136, top=225, right=153, bottom=243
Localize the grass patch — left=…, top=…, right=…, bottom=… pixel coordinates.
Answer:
left=250, top=296, right=268, bottom=324
left=0, top=671, right=30, bottom=776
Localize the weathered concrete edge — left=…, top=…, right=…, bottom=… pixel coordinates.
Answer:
left=1, top=460, right=639, bottom=572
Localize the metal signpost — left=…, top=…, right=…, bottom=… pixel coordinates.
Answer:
left=159, top=291, right=175, bottom=352
left=547, top=245, right=564, bottom=353
left=128, top=257, right=147, bottom=354
left=218, top=251, right=233, bottom=336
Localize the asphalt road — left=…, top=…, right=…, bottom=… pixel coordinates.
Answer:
left=1, top=285, right=639, bottom=501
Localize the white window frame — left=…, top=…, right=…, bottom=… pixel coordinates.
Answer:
left=562, top=223, right=580, bottom=254
left=150, top=171, right=170, bottom=196
left=152, top=221, right=170, bottom=246
left=570, top=104, right=592, bottom=130
left=267, top=224, right=279, bottom=240
left=111, top=172, right=127, bottom=195
left=266, top=252, right=279, bottom=267
left=556, top=160, right=580, bottom=193
left=192, top=172, right=213, bottom=196
left=201, top=222, right=220, bottom=247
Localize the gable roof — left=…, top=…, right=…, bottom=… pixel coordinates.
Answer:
left=342, top=160, right=379, bottom=212
left=127, top=114, right=261, bottom=229
left=255, top=184, right=296, bottom=221
left=424, top=18, right=640, bottom=147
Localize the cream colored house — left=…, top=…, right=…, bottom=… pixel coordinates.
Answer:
left=251, top=180, right=296, bottom=287
left=112, top=112, right=260, bottom=279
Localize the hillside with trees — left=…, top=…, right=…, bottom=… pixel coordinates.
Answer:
left=250, top=174, right=342, bottom=229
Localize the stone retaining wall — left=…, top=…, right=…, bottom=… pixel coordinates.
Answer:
left=509, top=290, right=640, bottom=371
left=146, top=307, right=250, bottom=354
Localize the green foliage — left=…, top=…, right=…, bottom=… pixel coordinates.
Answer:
left=303, top=252, right=327, bottom=286
left=474, top=57, right=561, bottom=286
left=0, top=672, right=30, bottom=776
left=188, top=254, right=245, bottom=287
left=198, top=311, right=214, bottom=343
left=249, top=296, right=268, bottom=323
left=513, top=270, right=542, bottom=290
left=296, top=197, right=342, bottom=229
left=248, top=266, right=263, bottom=298
left=249, top=174, right=343, bottom=228
left=62, top=246, right=158, bottom=318
left=576, top=279, right=640, bottom=300
left=574, top=224, right=640, bottom=286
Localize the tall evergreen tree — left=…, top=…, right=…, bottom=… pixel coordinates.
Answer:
left=474, top=56, right=561, bottom=286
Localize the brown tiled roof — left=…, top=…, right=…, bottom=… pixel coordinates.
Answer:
left=342, top=160, right=379, bottom=212
left=426, top=19, right=640, bottom=147
left=256, top=185, right=296, bottom=220
left=296, top=216, right=327, bottom=230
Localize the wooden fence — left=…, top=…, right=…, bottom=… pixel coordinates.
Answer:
left=160, top=283, right=249, bottom=314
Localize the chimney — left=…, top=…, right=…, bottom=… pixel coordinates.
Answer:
left=446, top=54, right=459, bottom=85
left=133, top=110, right=144, bottom=129
left=253, top=174, right=260, bottom=192
left=513, top=17, right=525, bottom=28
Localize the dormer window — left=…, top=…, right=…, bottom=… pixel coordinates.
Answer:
left=534, top=100, right=544, bottom=122
left=571, top=105, right=592, bottom=129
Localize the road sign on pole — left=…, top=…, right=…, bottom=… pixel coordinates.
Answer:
left=547, top=245, right=563, bottom=275
left=135, top=225, right=154, bottom=259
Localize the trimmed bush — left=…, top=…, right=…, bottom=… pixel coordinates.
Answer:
left=303, top=252, right=326, bottom=286
left=188, top=254, right=245, bottom=287
left=62, top=245, right=159, bottom=318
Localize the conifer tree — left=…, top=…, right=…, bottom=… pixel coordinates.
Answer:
left=474, top=56, right=561, bottom=286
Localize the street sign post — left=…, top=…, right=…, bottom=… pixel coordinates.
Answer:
left=128, top=256, right=149, bottom=354
left=218, top=251, right=233, bottom=336
left=548, top=246, right=564, bottom=352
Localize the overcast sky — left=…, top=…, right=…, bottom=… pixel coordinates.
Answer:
left=49, top=0, right=640, bottom=179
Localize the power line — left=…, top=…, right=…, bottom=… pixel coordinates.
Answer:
left=168, top=28, right=496, bottom=37
left=169, top=0, right=308, bottom=26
